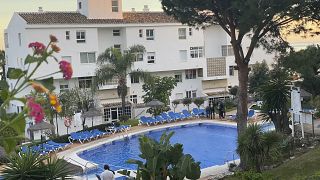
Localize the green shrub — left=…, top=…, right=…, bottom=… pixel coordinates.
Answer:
left=193, top=97, right=205, bottom=108
left=119, top=115, right=130, bottom=121
left=120, top=119, right=139, bottom=127
left=234, top=170, right=265, bottom=180
left=120, top=132, right=201, bottom=179
left=2, top=151, right=74, bottom=179
left=237, top=124, right=282, bottom=172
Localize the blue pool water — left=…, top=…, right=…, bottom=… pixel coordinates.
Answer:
left=79, top=123, right=239, bottom=174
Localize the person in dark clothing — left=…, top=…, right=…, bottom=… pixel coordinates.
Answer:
left=205, top=104, right=211, bottom=118
left=218, top=101, right=225, bottom=119
left=211, top=102, right=215, bottom=119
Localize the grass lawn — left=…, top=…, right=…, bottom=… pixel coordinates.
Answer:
left=120, top=119, right=139, bottom=127
left=263, top=147, right=320, bottom=179
left=225, top=147, right=320, bottom=179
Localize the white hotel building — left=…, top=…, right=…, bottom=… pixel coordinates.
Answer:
left=4, top=0, right=275, bottom=123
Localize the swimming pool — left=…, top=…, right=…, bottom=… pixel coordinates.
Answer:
left=78, top=123, right=239, bottom=174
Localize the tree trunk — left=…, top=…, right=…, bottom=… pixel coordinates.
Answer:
left=237, top=65, right=249, bottom=135
left=237, top=64, right=249, bottom=170
left=121, top=93, right=126, bottom=120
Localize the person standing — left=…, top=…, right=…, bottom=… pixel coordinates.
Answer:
left=211, top=101, right=215, bottom=119
left=100, top=164, right=115, bottom=180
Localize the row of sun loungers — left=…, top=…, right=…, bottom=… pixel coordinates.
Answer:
left=20, top=126, right=133, bottom=154
left=20, top=140, right=71, bottom=155
left=69, top=126, right=131, bottom=144
left=139, top=108, right=207, bottom=126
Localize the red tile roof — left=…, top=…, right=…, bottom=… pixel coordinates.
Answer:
left=18, top=11, right=179, bottom=25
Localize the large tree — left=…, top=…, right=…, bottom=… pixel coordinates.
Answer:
left=248, top=60, right=270, bottom=99
left=94, top=45, right=149, bottom=118
left=280, top=45, right=320, bottom=96
left=142, top=76, right=177, bottom=115
left=161, top=0, right=320, bottom=137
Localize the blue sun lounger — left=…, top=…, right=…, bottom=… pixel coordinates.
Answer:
left=182, top=109, right=192, bottom=118
left=69, top=132, right=91, bottom=144
left=139, top=116, right=152, bottom=126
left=155, top=115, right=166, bottom=123
left=168, top=111, right=178, bottom=121
left=161, top=113, right=174, bottom=122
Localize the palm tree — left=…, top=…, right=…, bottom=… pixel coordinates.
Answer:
left=0, top=50, right=5, bottom=80
left=94, top=45, right=149, bottom=119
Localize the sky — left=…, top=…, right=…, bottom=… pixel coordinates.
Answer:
left=0, top=0, right=319, bottom=49
left=0, top=0, right=162, bottom=49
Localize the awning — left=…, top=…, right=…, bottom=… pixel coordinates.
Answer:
left=203, top=88, right=229, bottom=97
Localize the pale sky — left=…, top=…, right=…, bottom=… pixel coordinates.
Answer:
left=0, top=0, right=319, bottom=49
left=0, top=0, right=162, bottom=49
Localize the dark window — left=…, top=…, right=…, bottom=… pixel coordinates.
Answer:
left=131, top=75, right=139, bottom=84
left=112, top=0, right=119, bottom=12
left=229, top=66, right=234, bottom=76
left=185, top=69, right=197, bottom=79
left=113, top=30, right=120, bottom=36
left=78, top=77, right=92, bottom=89
left=66, top=31, right=70, bottom=40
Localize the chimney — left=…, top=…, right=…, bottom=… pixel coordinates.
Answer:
left=143, top=5, right=149, bottom=12
left=131, top=8, right=135, bottom=12
left=38, top=7, right=43, bottom=12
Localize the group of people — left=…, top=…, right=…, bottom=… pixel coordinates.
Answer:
left=205, top=101, right=225, bottom=119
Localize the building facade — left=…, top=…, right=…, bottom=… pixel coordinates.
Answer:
left=4, top=0, right=276, bottom=123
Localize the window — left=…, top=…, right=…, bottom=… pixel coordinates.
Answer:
left=80, top=52, right=96, bottom=63
left=18, top=33, right=21, bottom=46
left=139, top=29, right=143, bottom=37
left=112, top=0, right=119, bottom=12
left=59, top=83, right=69, bottom=93
left=76, top=31, right=86, bottom=43
left=113, top=29, right=120, bottom=36
left=78, top=2, right=82, bottom=9
left=135, top=53, right=143, bottom=62
left=66, top=31, right=70, bottom=40
left=174, top=74, right=182, bottom=83
left=197, top=69, right=203, bottom=77
left=4, top=33, right=9, bottom=48
left=189, top=28, right=193, bottom=36
left=104, top=108, right=111, bottom=121
left=221, top=45, right=234, bottom=56
left=130, top=95, right=137, bottom=104
left=146, top=29, right=154, bottom=40
left=186, top=90, right=197, bottom=98
left=178, top=28, right=186, bottom=39
left=131, top=75, right=139, bottom=84
left=147, top=52, right=155, bottom=63
left=78, top=77, right=92, bottom=89
left=229, top=66, right=235, bottom=76
left=61, top=56, right=72, bottom=63
left=185, top=69, right=197, bottom=79
left=190, top=47, right=204, bottom=58
left=114, top=44, right=121, bottom=51
left=179, top=50, right=188, bottom=61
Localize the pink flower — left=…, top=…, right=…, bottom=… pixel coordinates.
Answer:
left=49, top=35, right=58, bottom=43
left=27, top=98, right=45, bottom=124
left=28, top=42, right=46, bottom=55
left=59, top=60, right=73, bottom=80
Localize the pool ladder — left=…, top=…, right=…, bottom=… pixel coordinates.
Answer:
left=224, top=151, right=236, bottom=166
left=65, top=157, right=99, bottom=178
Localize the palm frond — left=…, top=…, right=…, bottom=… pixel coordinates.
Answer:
left=94, top=65, right=118, bottom=87
left=130, top=69, right=152, bottom=82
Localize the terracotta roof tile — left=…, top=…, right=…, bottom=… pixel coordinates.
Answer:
left=18, top=11, right=179, bottom=25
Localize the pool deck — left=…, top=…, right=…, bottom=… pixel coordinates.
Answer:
left=57, top=118, right=238, bottom=179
